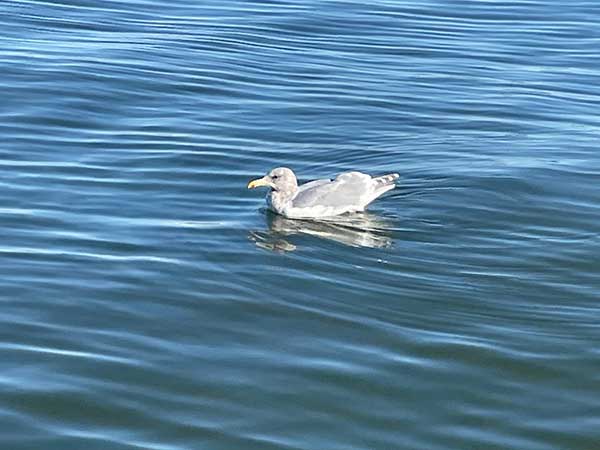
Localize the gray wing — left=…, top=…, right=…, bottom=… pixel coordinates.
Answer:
left=297, top=178, right=331, bottom=194
left=292, top=172, right=373, bottom=208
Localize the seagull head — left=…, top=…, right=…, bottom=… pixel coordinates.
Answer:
left=247, top=167, right=297, bottom=192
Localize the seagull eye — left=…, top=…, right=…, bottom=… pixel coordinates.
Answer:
left=272, top=175, right=278, bottom=180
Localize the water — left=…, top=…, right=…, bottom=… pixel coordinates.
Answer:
left=1, top=0, right=599, bottom=448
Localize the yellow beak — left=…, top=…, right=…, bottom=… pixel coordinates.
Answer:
left=247, top=176, right=270, bottom=189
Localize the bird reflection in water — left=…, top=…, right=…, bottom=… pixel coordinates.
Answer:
left=249, top=210, right=394, bottom=252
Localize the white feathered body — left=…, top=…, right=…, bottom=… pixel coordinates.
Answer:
left=267, top=171, right=399, bottom=219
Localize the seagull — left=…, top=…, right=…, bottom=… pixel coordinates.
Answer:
left=247, top=167, right=399, bottom=218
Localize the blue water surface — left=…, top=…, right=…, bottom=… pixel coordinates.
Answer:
left=1, top=1, right=599, bottom=449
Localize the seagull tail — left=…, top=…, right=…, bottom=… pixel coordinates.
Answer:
left=360, top=173, right=399, bottom=210
left=373, top=173, right=399, bottom=187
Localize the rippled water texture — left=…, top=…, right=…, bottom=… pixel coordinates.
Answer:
left=1, top=1, right=599, bottom=449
